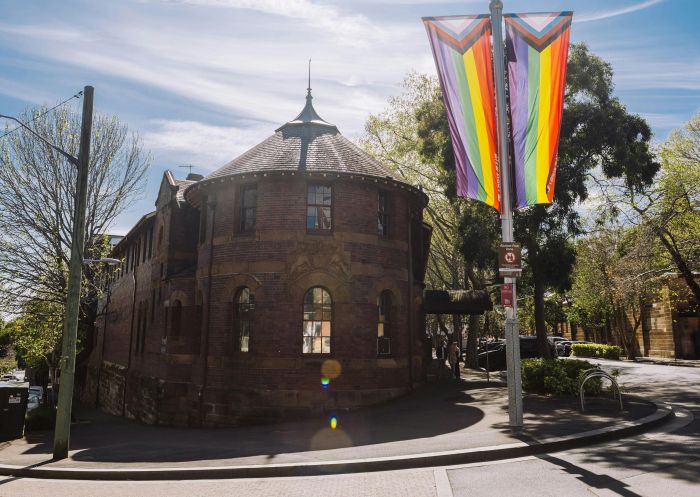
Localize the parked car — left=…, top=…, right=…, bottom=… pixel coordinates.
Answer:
left=477, top=339, right=505, bottom=353
left=554, top=340, right=570, bottom=356
left=27, top=393, right=40, bottom=412
left=478, top=336, right=542, bottom=371
left=11, top=370, right=26, bottom=381
left=547, top=336, right=568, bottom=354
left=556, top=340, right=591, bottom=357
left=28, top=386, right=44, bottom=404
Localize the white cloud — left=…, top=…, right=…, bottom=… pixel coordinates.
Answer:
left=576, top=0, right=664, bottom=23
left=0, top=6, right=428, bottom=139
left=0, top=76, right=56, bottom=104
left=161, top=0, right=387, bottom=47
left=0, top=22, right=82, bottom=41
left=606, top=56, right=700, bottom=91
left=639, top=113, right=688, bottom=133
left=142, top=119, right=272, bottom=170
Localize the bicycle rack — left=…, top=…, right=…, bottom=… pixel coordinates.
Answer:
left=579, top=366, right=623, bottom=412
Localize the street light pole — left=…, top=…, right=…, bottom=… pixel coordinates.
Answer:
left=489, top=0, right=523, bottom=429
left=53, top=85, right=94, bottom=460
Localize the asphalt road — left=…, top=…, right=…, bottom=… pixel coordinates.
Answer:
left=0, top=360, right=697, bottom=497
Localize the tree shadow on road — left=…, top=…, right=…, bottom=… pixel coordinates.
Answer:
left=540, top=454, right=644, bottom=497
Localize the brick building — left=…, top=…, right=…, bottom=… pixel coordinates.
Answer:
left=81, top=90, right=437, bottom=426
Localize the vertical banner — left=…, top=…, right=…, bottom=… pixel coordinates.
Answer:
left=505, top=12, right=573, bottom=209
left=423, top=15, right=500, bottom=212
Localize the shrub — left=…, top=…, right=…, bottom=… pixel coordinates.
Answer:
left=25, top=405, right=56, bottom=431
left=521, top=358, right=602, bottom=396
left=0, top=356, right=16, bottom=375
left=571, top=343, right=622, bottom=360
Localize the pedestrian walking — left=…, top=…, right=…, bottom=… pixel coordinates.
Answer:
left=448, top=342, right=460, bottom=379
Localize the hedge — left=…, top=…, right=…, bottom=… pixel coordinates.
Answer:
left=521, top=358, right=602, bottom=396
left=571, top=343, right=622, bottom=360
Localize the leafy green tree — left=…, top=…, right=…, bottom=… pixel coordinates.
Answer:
left=3, top=299, right=64, bottom=382
left=363, top=44, right=658, bottom=362
left=593, top=112, right=699, bottom=318
left=515, top=44, right=658, bottom=356
left=362, top=73, right=501, bottom=367
left=570, top=221, right=665, bottom=358
left=0, top=103, right=150, bottom=322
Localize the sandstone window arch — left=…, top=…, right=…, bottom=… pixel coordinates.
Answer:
left=235, top=287, right=252, bottom=352
left=378, top=290, right=392, bottom=355
left=303, top=287, right=332, bottom=354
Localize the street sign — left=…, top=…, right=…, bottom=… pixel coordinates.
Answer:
left=499, top=242, right=522, bottom=276
left=500, top=283, right=514, bottom=308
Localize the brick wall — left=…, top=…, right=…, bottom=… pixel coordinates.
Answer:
left=87, top=172, right=429, bottom=426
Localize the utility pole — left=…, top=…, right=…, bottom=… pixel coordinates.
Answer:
left=53, top=85, right=94, bottom=460
left=489, top=0, right=523, bottom=428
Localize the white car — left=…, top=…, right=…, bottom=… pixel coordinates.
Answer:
left=28, top=386, right=44, bottom=403
left=27, top=393, right=40, bottom=411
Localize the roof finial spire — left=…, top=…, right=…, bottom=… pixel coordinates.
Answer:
left=307, top=58, right=312, bottom=97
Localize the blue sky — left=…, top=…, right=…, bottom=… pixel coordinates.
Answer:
left=1, top=0, right=698, bottom=234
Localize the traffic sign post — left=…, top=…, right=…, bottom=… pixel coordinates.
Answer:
left=499, top=242, right=522, bottom=277
left=500, top=283, right=514, bottom=307
left=491, top=0, right=523, bottom=429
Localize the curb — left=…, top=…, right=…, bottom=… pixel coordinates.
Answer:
left=0, top=400, right=673, bottom=481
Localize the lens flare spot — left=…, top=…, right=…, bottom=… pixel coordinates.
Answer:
left=321, top=359, right=342, bottom=379
left=330, top=416, right=338, bottom=429
left=321, top=377, right=330, bottom=389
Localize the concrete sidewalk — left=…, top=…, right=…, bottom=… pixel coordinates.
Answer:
left=630, top=356, right=700, bottom=368
left=0, top=372, right=670, bottom=479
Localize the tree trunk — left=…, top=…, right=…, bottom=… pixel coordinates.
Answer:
left=534, top=278, right=551, bottom=358
left=656, top=228, right=700, bottom=317
left=465, top=314, right=480, bottom=369
left=615, top=306, right=636, bottom=360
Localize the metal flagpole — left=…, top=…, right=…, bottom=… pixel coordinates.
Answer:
left=489, top=0, right=523, bottom=428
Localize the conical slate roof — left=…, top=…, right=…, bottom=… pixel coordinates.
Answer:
left=204, top=91, right=397, bottom=181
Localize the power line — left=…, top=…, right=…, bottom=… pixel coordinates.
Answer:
left=0, top=90, right=84, bottom=140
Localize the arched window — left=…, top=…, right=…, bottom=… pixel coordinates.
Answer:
left=235, top=287, right=252, bottom=352
left=170, top=300, right=182, bottom=337
left=303, top=287, right=332, bottom=354
left=378, top=291, right=391, bottom=355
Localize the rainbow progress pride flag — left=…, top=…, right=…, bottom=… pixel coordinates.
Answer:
left=423, top=15, right=500, bottom=212
left=505, top=12, right=573, bottom=208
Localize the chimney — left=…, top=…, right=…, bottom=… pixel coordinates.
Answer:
left=186, top=173, right=204, bottom=181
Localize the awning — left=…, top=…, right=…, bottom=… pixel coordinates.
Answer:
left=423, top=290, right=492, bottom=315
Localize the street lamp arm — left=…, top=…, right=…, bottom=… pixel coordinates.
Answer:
left=0, top=114, right=79, bottom=167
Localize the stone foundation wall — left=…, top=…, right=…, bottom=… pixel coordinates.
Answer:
left=96, top=361, right=127, bottom=416
left=86, top=363, right=409, bottom=427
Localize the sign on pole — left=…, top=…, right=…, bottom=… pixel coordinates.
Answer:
left=500, top=283, right=514, bottom=307
left=498, top=242, right=521, bottom=276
